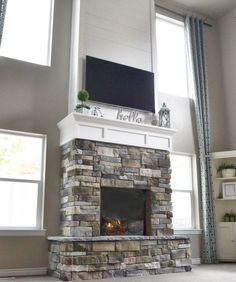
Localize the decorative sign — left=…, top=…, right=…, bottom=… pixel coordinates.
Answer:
left=91, top=106, right=103, bottom=117
left=116, top=109, right=142, bottom=123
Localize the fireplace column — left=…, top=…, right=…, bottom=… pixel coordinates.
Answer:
left=61, top=138, right=173, bottom=237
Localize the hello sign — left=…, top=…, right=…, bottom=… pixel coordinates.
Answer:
left=116, top=109, right=142, bottom=123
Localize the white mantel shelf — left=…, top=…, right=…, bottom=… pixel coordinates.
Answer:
left=57, top=113, right=177, bottom=151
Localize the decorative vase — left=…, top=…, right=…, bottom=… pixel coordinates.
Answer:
left=222, top=169, right=235, bottom=178
left=158, top=102, right=170, bottom=128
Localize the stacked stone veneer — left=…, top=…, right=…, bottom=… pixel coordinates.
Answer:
left=48, top=236, right=191, bottom=280
left=48, top=139, right=191, bottom=280
left=60, top=139, right=173, bottom=237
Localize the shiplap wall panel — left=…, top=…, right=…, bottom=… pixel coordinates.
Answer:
left=85, top=15, right=150, bottom=52
left=80, top=0, right=152, bottom=71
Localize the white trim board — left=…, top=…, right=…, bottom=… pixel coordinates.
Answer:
left=0, top=267, right=47, bottom=277
left=191, top=258, right=201, bottom=265
left=174, top=229, right=202, bottom=235
left=0, top=229, right=46, bottom=237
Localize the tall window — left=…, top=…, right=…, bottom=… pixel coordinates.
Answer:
left=170, top=153, right=196, bottom=229
left=156, top=14, right=188, bottom=97
left=0, top=0, right=54, bottom=66
left=0, top=130, right=46, bottom=229
left=156, top=13, right=199, bottom=231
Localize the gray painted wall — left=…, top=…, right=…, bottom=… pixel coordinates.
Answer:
left=219, top=8, right=236, bottom=150
left=0, top=0, right=72, bottom=268
left=205, top=24, right=229, bottom=152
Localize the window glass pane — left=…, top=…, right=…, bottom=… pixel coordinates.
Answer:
left=170, top=154, right=192, bottom=190
left=172, top=191, right=192, bottom=228
left=0, top=181, right=38, bottom=228
left=156, top=15, right=188, bottom=97
left=0, top=133, right=43, bottom=180
left=0, top=0, right=54, bottom=66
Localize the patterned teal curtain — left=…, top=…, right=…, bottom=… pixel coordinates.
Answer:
left=185, top=16, right=217, bottom=263
left=0, top=0, right=8, bottom=45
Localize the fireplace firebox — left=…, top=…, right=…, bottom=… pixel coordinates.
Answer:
left=101, top=188, right=150, bottom=236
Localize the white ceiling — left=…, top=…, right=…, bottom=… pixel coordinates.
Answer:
left=167, top=0, right=236, bottom=19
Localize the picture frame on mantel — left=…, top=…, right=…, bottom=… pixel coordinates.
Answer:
left=222, top=182, right=236, bottom=199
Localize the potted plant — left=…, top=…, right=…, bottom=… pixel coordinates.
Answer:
left=230, top=213, right=236, bottom=222
left=75, top=89, right=90, bottom=114
left=224, top=213, right=230, bottom=222
left=217, top=163, right=236, bottom=178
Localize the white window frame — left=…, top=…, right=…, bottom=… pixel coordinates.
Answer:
left=171, top=152, right=201, bottom=234
left=0, top=129, right=46, bottom=236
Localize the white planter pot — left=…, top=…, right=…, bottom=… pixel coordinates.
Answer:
left=76, top=107, right=90, bottom=115
left=222, top=169, right=235, bottom=178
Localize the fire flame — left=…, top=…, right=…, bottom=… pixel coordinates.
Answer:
left=103, top=217, right=127, bottom=235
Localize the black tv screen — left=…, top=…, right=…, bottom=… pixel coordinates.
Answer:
left=85, top=56, right=155, bottom=112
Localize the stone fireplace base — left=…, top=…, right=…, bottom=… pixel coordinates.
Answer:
left=48, top=235, right=191, bottom=280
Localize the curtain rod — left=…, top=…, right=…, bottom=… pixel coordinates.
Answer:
left=155, top=4, right=213, bottom=27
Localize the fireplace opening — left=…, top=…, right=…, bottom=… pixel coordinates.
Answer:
left=101, top=188, right=150, bottom=236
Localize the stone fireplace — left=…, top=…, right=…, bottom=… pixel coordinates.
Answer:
left=48, top=113, right=191, bottom=281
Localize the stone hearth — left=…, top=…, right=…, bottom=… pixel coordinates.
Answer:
left=48, top=114, right=191, bottom=280
left=48, top=235, right=191, bottom=280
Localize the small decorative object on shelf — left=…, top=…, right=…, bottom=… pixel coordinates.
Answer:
left=222, top=182, right=236, bottom=199
left=91, top=106, right=103, bottom=117
left=217, top=163, right=236, bottom=178
left=158, top=102, right=170, bottom=128
left=75, top=89, right=90, bottom=114
left=223, top=211, right=236, bottom=222
left=151, top=114, right=158, bottom=126
left=116, top=109, right=142, bottom=123
left=224, top=213, right=230, bottom=222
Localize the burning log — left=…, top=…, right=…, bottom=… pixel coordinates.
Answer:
left=101, top=216, right=127, bottom=235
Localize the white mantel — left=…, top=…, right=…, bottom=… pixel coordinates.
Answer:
left=57, top=113, right=177, bottom=151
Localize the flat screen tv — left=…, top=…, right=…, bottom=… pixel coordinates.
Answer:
left=85, top=56, right=155, bottom=112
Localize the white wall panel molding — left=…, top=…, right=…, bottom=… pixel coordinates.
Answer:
left=58, top=113, right=176, bottom=151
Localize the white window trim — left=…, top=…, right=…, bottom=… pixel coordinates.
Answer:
left=171, top=151, right=200, bottom=232
left=0, top=0, right=55, bottom=66
left=155, top=12, right=191, bottom=99
left=0, top=129, right=47, bottom=234
left=174, top=229, right=202, bottom=235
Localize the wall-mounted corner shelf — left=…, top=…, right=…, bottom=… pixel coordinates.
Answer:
left=211, top=150, right=236, bottom=261
left=215, top=198, right=236, bottom=201
left=216, top=177, right=236, bottom=180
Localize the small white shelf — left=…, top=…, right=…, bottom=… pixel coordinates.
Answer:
left=215, top=198, right=236, bottom=201
left=218, top=222, right=236, bottom=225
left=211, top=151, right=236, bottom=159
left=216, top=177, right=236, bottom=180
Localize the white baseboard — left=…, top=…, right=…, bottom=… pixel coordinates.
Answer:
left=0, top=267, right=47, bottom=277
left=191, top=258, right=201, bottom=265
